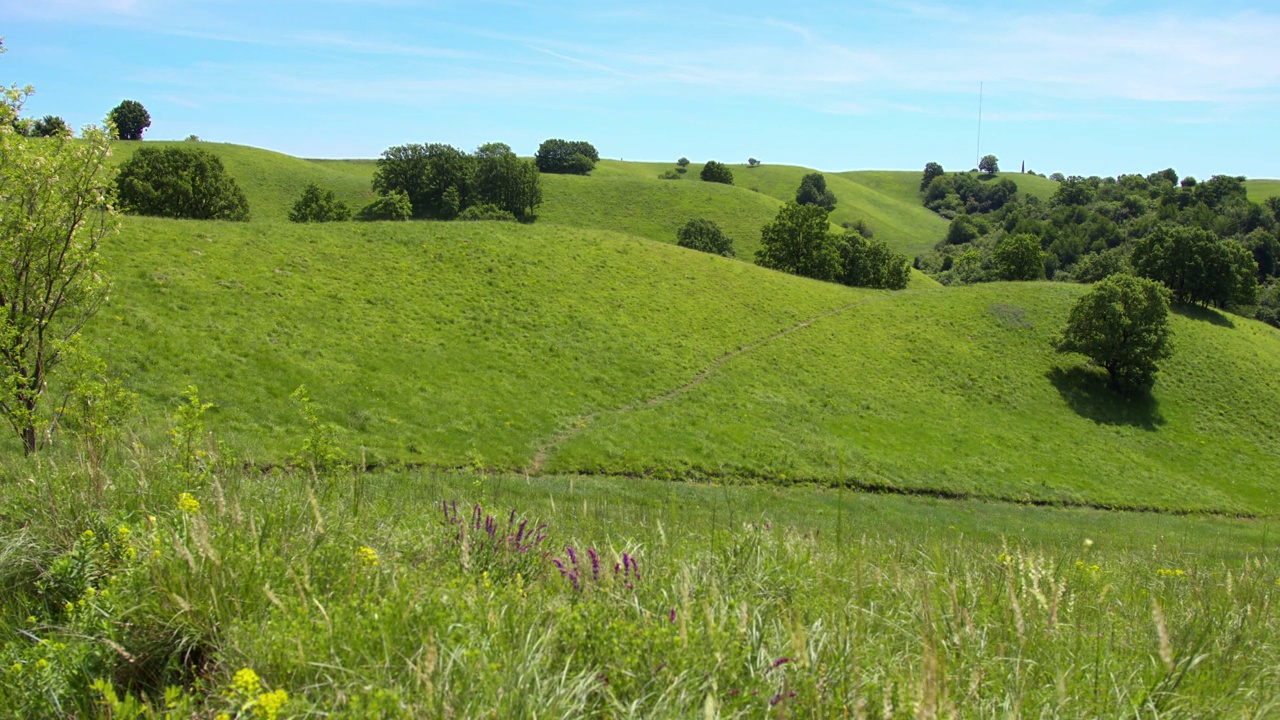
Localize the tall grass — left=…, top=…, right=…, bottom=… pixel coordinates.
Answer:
left=2, top=440, right=1278, bottom=717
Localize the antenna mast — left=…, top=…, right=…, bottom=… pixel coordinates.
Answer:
left=976, top=81, right=983, bottom=167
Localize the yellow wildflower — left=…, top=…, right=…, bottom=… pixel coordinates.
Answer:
left=230, top=667, right=263, bottom=697
left=1157, top=568, right=1187, bottom=577
left=177, top=492, right=201, bottom=514
left=254, top=688, right=289, bottom=720
left=356, top=546, right=379, bottom=568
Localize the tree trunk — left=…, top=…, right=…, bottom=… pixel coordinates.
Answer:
left=22, top=423, right=37, bottom=456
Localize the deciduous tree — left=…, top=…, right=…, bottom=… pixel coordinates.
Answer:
left=109, top=99, right=150, bottom=140
left=795, top=173, right=836, bottom=211
left=0, top=82, right=118, bottom=452
left=115, top=146, right=249, bottom=220
left=289, top=183, right=351, bottom=223
left=920, top=162, right=944, bottom=191
left=676, top=218, right=734, bottom=257
left=755, top=202, right=840, bottom=281
left=1055, top=274, right=1172, bottom=392
left=978, top=154, right=999, bottom=175
left=700, top=160, right=733, bottom=185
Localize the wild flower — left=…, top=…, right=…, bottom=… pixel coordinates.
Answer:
left=254, top=688, right=289, bottom=720
left=177, top=492, right=201, bottom=514
left=356, top=546, right=380, bottom=568
left=1157, top=568, right=1187, bottom=577
left=1083, top=538, right=1094, bottom=548
left=230, top=668, right=262, bottom=697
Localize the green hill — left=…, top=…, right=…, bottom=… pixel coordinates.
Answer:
left=1248, top=179, right=1280, bottom=203
left=76, top=209, right=1280, bottom=515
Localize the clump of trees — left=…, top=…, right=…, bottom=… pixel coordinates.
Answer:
left=535, top=139, right=599, bottom=175
left=115, top=146, right=250, bottom=221
left=676, top=218, right=734, bottom=257
left=355, top=191, right=412, bottom=222
left=916, top=162, right=1280, bottom=324
left=289, top=183, right=351, bottom=223
left=756, top=203, right=908, bottom=290
left=1055, top=274, right=1172, bottom=392
left=795, top=173, right=836, bottom=211
left=920, top=162, right=945, bottom=191
left=109, top=99, right=150, bottom=141
left=700, top=160, right=733, bottom=185
left=370, top=142, right=541, bottom=221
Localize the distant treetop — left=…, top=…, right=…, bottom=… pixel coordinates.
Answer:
left=109, top=99, right=151, bottom=141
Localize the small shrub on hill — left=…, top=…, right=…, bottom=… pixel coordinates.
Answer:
left=658, top=169, right=681, bottom=180
left=839, top=233, right=910, bottom=290
left=458, top=203, right=517, bottom=222
left=115, top=146, right=249, bottom=221
left=795, top=172, right=836, bottom=211
left=356, top=191, right=412, bottom=221
left=676, top=218, right=734, bottom=257
left=288, top=182, right=351, bottom=223
left=700, top=160, right=733, bottom=185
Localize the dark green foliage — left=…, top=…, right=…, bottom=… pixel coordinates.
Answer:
left=676, top=218, right=734, bottom=257
left=1265, top=197, right=1280, bottom=223
left=755, top=202, right=840, bottom=281
left=458, top=203, right=517, bottom=222
left=925, top=173, right=1018, bottom=217
left=1071, top=246, right=1131, bottom=283
left=288, top=183, right=351, bottom=223
left=535, top=139, right=598, bottom=175
left=676, top=157, right=689, bottom=169
left=700, top=160, right=733, bottom=185
left=1053, top=176, right=1097, bottom=206
left=1242, top=228, right=1280, bottom=280
left=993, top=233, right=1045, bottom=281
left=472, top=142, right=542, bottom=220
left=1056, top=274, right=1172, bottom=392
left=29, top=115, right=70, bottom=137
left=795, top=173, right=837, bottom=211
left=839, top=233, right=910, bottom=289
left=747, top=158, right=761, bottom=167
left=1131, top=225, right=1258, bottom=308
left=115, top=147, right=249, bottom=221
left=108, top=100, right=150, bottom=141
left=355, top=191, right=412, bottom=221
left=920, top=162, right=944, bottom=191
left=372, top=143, right=472, bottom=219
left=946, top=215, right=981, bottom=245
left=979, top=155, right=999, bottom=175
left=1255, top=279, right=1280, bottom=328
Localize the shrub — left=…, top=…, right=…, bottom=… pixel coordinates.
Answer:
left=288, top=183, right=351, bottom=223
left=993, top=233, right=1045, bottom=281
left=658, top=169, right=681, bottom=180
left=839, top=234, right=910, bottom=290
left=356, top=191, right=412, bottom=221
left=458, top=203, right=517, bottom=222
left=676, top=218, right=734, bottom=257
left=755, top=202, right=839, bottom=281
left=796, top=173, right=836, bottom=211
left=115, top=147, right=249, bottom=220
left=700, top=160, right=733, bottom=185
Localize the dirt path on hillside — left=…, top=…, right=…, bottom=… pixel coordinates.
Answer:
left=526, top=296, right=881, bottom=474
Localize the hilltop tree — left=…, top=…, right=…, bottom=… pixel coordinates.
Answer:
left=700, top=160, right=733, bottom=185
left=115, top=146, right=249, bottom=220
left=535, top=139, right=598, bottom=175
left=748, top=158, right=761, bottom=168
left=796, top=172, right=837, bottom=211
left=676, top=218, right=734, bottom=257
left=372, top=143, right=473, bottom=219
left=1055, top=274, right=1172, bottom=392
left=978, top=154, right=999, bottom=175
left=289, top=183, right=351, bottom=223
left=677, top=157, right=690, bottom=169
left=109, top=99, right=150, bottom=140
left=29, top=115, right=70, bottom=137
left=472, top=142, right=542, bottom=220
left=755, top=202, right=840, bottom=281
left=920, top=162, right=944, bottom=191
left=0, top=82, right=119, bottom=453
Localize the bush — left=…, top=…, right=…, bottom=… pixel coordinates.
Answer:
left=658, top=169, right=681, bottom=180
left=115, top=147, right=249, bottom=220
left=795, top=173, right=836, bottom=211
left=700, top=160, right=733, bottom=185
left=458, top=203, right=517, bottom=222
left=676, top=219, right=734, bottom=257
left=839, top=234, right=910, bottom=290
left=288, top=183, right=351, bottom=223
left=755, top=202, right=839, bottom=281
left=356, top=191, right=412, bottom=221
left=1055, top=274, right=1172, bottom=392
left=535, top=139, right=598, bottom=174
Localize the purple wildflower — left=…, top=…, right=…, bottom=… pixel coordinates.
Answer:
left=551, top=558, right=566, bottom=575
left=766, top=657, right=793, bottom=674
left=566, top=546, right=577, bottom=566
left=567, top=571, right=580, bottom=591
left=588, top=548, right=599, bottom=580
left=669, top=607, right=676, bottom=624
left=516, top=520, right=528, bottom=544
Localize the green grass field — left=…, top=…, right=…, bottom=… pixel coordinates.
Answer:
left=70, top=208, right=1280, bottom=516
left=1248, top=179, right=1280, bottom=203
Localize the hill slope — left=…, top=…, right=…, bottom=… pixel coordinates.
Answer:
left=77, top=213, right=1280, bottom=515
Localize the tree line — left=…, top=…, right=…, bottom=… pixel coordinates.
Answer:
left=915, top=162, right=1280, bottom=326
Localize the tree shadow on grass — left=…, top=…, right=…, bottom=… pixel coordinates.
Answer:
left=1173, top=303, right=1235, bottom=328
left=1046, top=366, right=1165, bottom=431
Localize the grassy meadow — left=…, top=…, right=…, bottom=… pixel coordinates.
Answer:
left=3, top=451, right=1280, bottom=718
left=6, top=139, right=1280, bottom=716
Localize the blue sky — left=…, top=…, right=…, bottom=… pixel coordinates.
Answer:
left=3, top=0, right=1279, bottom=178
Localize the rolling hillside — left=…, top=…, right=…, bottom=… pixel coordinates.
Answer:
left=76, top=207, right=1280, bottom=515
